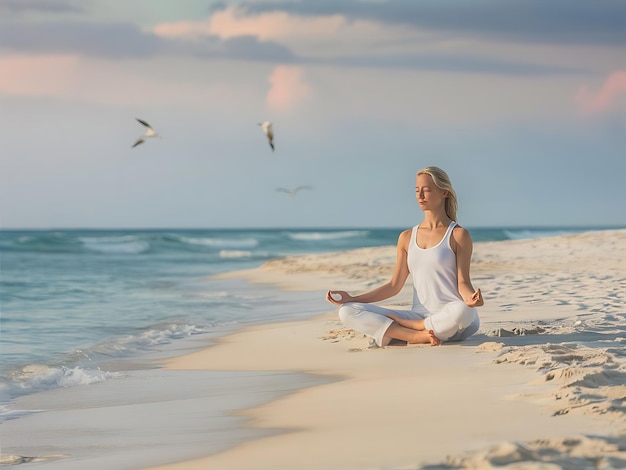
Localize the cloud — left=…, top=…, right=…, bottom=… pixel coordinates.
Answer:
left=0, top=17, right=294, bottom=62
left=0, top=2, right=614, bottom=77
left=319, top=54, right=585, bottom=76
left=266, top=65, right=311, bottom=112
left=153, top=6, right=586, bottom=76
left=233, top=0, right=626, bottom=46
left=575, top=71, right=626, bottom=114
left=0, top=21, right=164, bottom=58
left=154, top=6, right=346, bottom=41
left=0, top=53, right=270, bottom=110
left=198, top=35, right=296, bottom=62
left=0, top=0, right=82, bottom=15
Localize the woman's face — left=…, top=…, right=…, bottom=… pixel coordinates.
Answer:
left=415, top=173, right=447, bottom=211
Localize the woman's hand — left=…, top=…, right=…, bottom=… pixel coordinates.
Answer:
left=326, top=290, right=352, bottom=305
left=465, top=288, right=484, bottom=307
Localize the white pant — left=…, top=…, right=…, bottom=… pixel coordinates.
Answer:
left=338, top=301, right=479, bottom=346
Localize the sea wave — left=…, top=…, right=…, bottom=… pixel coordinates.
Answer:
left=0, top=322, right=217, bottom=408
left=14, top=364, right=117, bottom=389
left=80, top=239, right=151, bottom=254
left=503, top=229, right=578, bottom=240
left=285, top=230, right=370, bottom=241
left=85, top=323, right=214, bottom=358
left=0, top=232, right=266, bottom=255
left=79, top=235, right=140, bottom=243
left=2, top=232, right=83, bottom=253
left=177, top=236, right=259, bottom=249
left=0, top=364, right=120, bottom=417
left=219, top=249, right=253, bottom=258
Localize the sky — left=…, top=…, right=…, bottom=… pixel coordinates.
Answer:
left=0, top=0, right=625, bottom=229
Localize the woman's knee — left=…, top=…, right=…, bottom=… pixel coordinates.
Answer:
left=448, top=301, right=477, bottom=329
left=338, top=303, right=357, bottom=324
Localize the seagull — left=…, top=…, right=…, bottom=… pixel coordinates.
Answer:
left=132, top=118, right=161, bottom=148
left=258, top=121, right=274, bottom=151
left=276, top=186, right=312, bottom=197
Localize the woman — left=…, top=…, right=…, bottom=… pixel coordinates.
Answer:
left=326, top=166, right=483, bottom=347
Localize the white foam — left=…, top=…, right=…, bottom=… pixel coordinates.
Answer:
left=81, top=240, right=150, bottom=254
left=503, top=229, right=575, bottom=240
left=286, top=230, right=369, bottom=241
left=6, top=364, right=119, bottom=398
left=219, top=249, right=253, bottom=258
left=79, top=235, right=140, bottom=243
left=179, top=236, right=259, bottom=249
left=90, top=323, right=211, bottom=356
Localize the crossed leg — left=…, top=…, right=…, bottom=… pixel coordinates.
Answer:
left=384, top=314, right=441, bottom=346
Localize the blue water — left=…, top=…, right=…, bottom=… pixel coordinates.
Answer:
left=0, top=226, right=617, bottom=418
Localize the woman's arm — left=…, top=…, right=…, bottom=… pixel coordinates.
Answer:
left=326, top=229, right=411, bottom=305
left=451, top=226, right=484, bottom=307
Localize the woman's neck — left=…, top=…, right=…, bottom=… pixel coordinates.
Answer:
left=420, top=211, right=452, bottom=229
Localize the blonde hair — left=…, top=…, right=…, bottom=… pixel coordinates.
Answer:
left=417, top=166, right=458, bottom=221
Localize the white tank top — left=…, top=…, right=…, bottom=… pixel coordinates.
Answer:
left=407, top=222, right=462, bottom=313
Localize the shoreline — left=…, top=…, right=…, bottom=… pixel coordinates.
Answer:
left=149, top=229, right=626, bottom=469
left=0, top=278, right=332, bottom=470
left=2, top=229, right=624, bottom=469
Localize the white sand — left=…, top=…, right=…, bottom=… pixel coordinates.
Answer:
left=142, top=229, right=626, bottom=470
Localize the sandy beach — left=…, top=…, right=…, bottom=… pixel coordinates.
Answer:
left=145, top=229, right=626, bottom=470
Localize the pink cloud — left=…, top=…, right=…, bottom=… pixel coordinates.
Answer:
left=153, top=6, right=345, bottom=41
left=575, top=70, right=626, bottom=114
left=0, top=55, right=80, bottom=96
left=0, top=54, right=263, bottom=111
left=266, top=66, right=311, bottom=112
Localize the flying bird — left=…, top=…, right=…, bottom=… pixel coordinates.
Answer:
left=132, top=118, right=161, bottom=148
left=258, top=121, right=274, bottom=151
left=276, top=186, right=312, bottom=197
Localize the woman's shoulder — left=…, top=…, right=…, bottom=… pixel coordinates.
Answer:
left=397, top=227, right=414, bottom=248
left=451, top=222, right=468, bottom=234
left=451, top=224, right=473, bottom=247
left=399, top=226, right=416, bottom=239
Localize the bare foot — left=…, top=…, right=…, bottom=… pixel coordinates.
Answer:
left=428, top=330, right=441, bottom=346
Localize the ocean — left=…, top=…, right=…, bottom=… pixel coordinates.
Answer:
left=0, top=226, right=620, bottom=467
